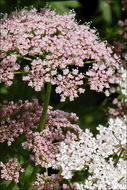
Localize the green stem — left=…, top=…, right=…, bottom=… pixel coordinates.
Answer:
left=114, top=149, right=124, bottom=167
left=46, top=168, right=48, bottom=175
left=14, top=71, right=22, bottom=74
left=84, top=60, right=95, bottom=64
left=24, top=166, right=39, bottom=190
left=14, top=71, right=28, bottom=74
left=6, top=181, right=15, bottom=190
left=38, top=83, right=52, bottom=132
left=84, top=75, right=89, bottom=79
left=68, top=179, right=73, bottom=190
left=17, top=0, right=20, bottom=5
left=17, top=55, right=32, bottom=61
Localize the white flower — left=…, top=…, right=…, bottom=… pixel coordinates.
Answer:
left=49, top=116, right=126, bottom=189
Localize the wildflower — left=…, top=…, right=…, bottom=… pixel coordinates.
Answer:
left=0, top=8, right=120, bottom=101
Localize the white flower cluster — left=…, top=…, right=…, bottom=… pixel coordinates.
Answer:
left=96, top=117, right=126, bottom=155
left=49, top=117, right=127, bottom=189
left=49, top=129, right=96, bottom=179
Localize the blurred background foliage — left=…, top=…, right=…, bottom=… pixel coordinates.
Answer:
left=0, top=0, right=124, bottom=132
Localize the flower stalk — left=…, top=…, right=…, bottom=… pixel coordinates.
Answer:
left=6, top=181, right=15, bottom=190
left=68, top=179, right=73, bottom=190
left=24, top=166, right=39, bottom=190
left=38, top=82, right=52, bottom=132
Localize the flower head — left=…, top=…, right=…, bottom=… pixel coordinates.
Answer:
left=0, top=158, right=24, bottom=184
left=0, top=8, right=120, bottom=101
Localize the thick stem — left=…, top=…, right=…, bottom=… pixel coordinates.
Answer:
left=24, top=166, right=39, bottom=190
left=68, top=179, right=73, bottom=190
left=22, top=83, right=51, bottom=189
left=6, top=181, right=15, bottom=190
left=38, top=82, right=52, bottom=132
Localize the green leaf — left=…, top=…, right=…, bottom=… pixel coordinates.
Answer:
left=48, top=0, right=81, bottom=14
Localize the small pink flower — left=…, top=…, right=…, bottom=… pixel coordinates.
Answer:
left=0, top=159, right=24, bottom=184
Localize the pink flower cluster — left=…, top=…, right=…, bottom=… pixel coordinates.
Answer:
left=108, top=66, right=127, bottom=119
left=108, top=98, right=127, bottom=119
left=62, top=183, right=77, bottom=190
left=0, top=99, right=83, bottom=169
left=105, top=0, right=127, bottom=11
left=112, top=0, right=127, bottom=67
left=86, top=62, right=116, bottom=96
left=0, top=54, right=20, bottom=86
left=0, top=8, right=120, bottom=101
left=22, top=105, right=82, bottom=168
left=33, top=173, right=60, bottom=190
left=121, top=0, right=127, bottom=11
left=0, top=99, right=41, bottom=145
left=113, top=19, right=127, bottom=67
left=0, top=158, right=24, bottom=184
